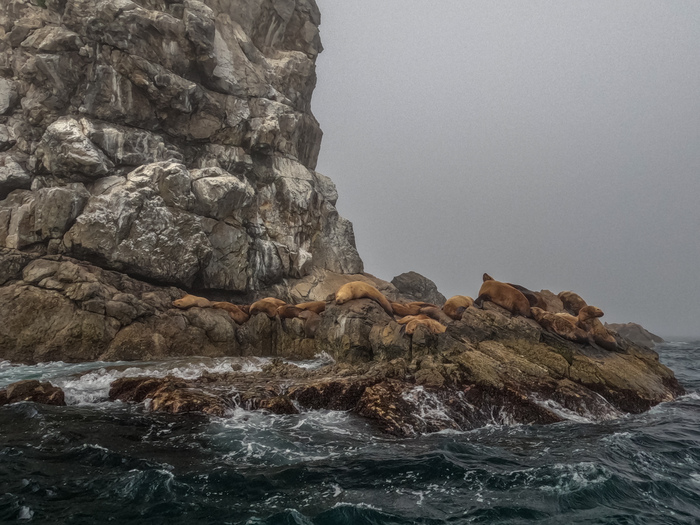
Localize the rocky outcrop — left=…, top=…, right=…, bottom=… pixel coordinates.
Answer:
left=0, top=379, right=65, bottom=406
left=0, top=247, right=683, bottom=434
left=605, top=322, right=664, bottom=348
left=0, top=0, right=362, bottom=293
left=391, top=271, right=446, bottom=305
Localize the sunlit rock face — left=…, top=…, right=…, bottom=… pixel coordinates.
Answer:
left=0, top=0, right=362, bottom=291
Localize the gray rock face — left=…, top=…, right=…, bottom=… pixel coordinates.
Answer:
left=605, top=322, right=665, bottom=348
left=0, top=0, right=362, bottom=292
left=391, top=271, right=446, bottom=305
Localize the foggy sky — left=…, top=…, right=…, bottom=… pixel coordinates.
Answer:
left=312, top=1, right=700, bottom=338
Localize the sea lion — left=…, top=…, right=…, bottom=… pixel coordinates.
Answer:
left=396, top=314, right=431, bottom=325
left=335, top=281, right=394, bottom=316
left=474, top=280, right=531, bottom=317
left=419, top=306, right=453, bottom=325
left=277, top=304, right=303, bottom=319
left=295, top=301, right=326, bottom=314
left=576, top=306, right=618, bottom=351
left=173, top=294, right=212, bottom=309
left=408, top=301, right=438, bottom=308
left=211, top=302, right=250, bottom=324
left=558, top=291, right=588, bottom=316
left=442, top=295, right=474, bottom=321
left=483, top=274, right=546, bottom=309
left=555, top=312, right=579, bottom=325
left=531, top=307, right=590, bottom=344
left=405, top=317, right=447, bottom=335
left=298, top=310, right=322, bottom=338
left=391, top=302, right=422, bottom=317
left=506, top=283, right=548, bottom=309
left=249, top=297, right=286, bottom=318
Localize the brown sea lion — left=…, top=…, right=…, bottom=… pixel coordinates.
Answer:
left=442, top=295, right=474, bottom=321
left=409, top=301, right=439, bottom=308
left=474, top=280, right=531, bottom=317
left=211, top=302, right=250, bottom=324
left=391, top=302, right=422, bottom=317
left=277, top=304, right=303, bottom=319
left=576, top=306, right=618, bottom=351
left=531, top=307, right=590, bottom=344
left=419, top=306, right=453, bottom=325
left=335, top=281, right=394, bottom=316
left=483, top=274, right=546, bottom=309
left=173, top=294, right=212, bottom=309
left=405, top=317, right=447, bottom=335
left=396, top=314, right=431, bottom=325
left=296, top=301, right=326, bottom=314
left=249, top=297, right=286, bottom=318
left=298, top=310, right=322, bottom=338
left=558, top=291, right=588, bottom=316
left=506, top=283, right=548, bottom=309
left=555, top=312, right=579, bottom=325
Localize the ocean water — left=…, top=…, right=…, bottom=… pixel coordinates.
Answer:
left=1, top=342, right=699, bottom=524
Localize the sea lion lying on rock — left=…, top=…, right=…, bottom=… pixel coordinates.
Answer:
left=559, top=291, right=588, bottom=316
left=396, top=314, right=431, bottom=325
left=475, top=279, right=531, bottom=317
left=405, top=317, right=447, bottom=335
left=250, top=297, right=286, bottom=318
left=531, top=307, right=590, bottom=344
left=391, top=302, right=422, bottom=317
left=575, top=306, right=619, bottom=351
left=212, top=302, right=250, bottom=324
left=483, top=274, right=546, bottom=309
left=419, top=306, right=453, bottom=325
left=296, top=301, right=326, bottom=314
left=442, top=295, right=474, bottom=321
left=173, top=294, right=212, bottom=309
left=335, top=281, right=394, bottom=316
left=277, top=304, right=303, bottom=319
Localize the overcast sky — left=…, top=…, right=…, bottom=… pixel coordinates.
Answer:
left=312, top=1, right=700, bottom=338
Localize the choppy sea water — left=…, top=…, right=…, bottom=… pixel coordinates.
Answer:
left=1, top=342, right=699, bottom=524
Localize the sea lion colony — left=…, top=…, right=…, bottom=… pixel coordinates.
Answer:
left=172, top=276, right=620, bottom=350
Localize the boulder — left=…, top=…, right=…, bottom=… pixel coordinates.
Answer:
left=0, top=379, right=66, bottom=406
left=605, top=322, right=665, bottom=348
left=391, top=271, right=446, bottom=305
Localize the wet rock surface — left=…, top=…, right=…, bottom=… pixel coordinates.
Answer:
left=0, top=379, right=65, bottom=406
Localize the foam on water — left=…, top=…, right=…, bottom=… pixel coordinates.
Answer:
left=2, top=354, right=338, bottom=406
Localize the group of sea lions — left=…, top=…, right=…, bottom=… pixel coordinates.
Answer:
left=172, top=274, right=618, bottom=350
left=473, top=273, right=618, bottom=351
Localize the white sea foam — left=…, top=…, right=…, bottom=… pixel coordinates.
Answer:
left=49, top=357, right=271, bottom=405
left=402, top=386, right=457, bottom=425
left=287, top=351, right=335, bottom=370
left=531, top=394, right=622, bottom=423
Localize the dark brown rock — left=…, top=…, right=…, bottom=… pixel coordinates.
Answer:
left=0, top=379, right=65, bottom=406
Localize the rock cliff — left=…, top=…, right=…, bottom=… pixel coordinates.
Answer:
left=0, top=0, right=362, bottom=294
